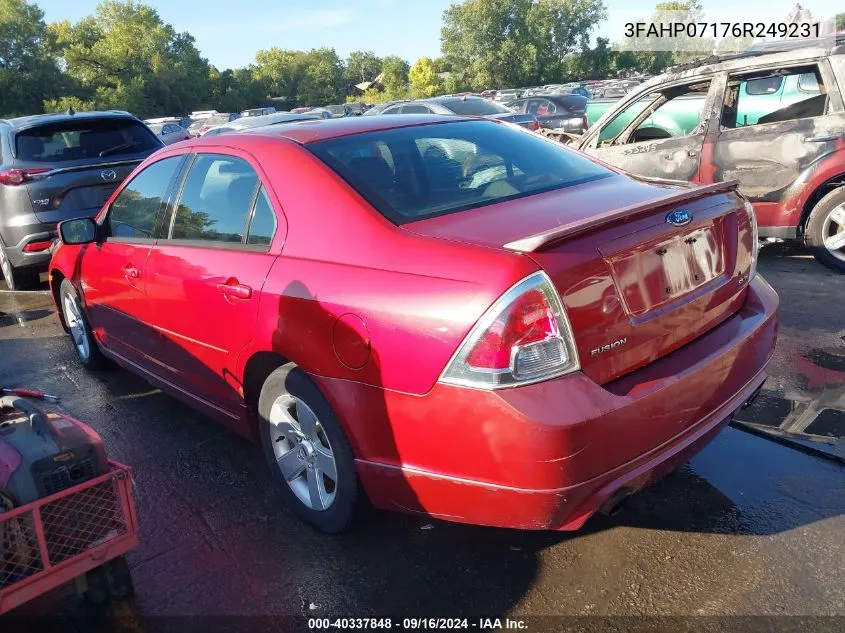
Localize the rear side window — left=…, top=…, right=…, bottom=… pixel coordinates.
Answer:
left=16, top=118, right=160, bottom=163
left=171, top=154, right=259, bottom=244
left=443, top=99, right=513, bottom=116
left=247, top=187, right=277, bottom=246
left=109, top=156, right=183, bottom=239
left=308, top=120, right=611, bottom=224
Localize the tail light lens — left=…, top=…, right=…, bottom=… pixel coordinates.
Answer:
left=532, top=119, right=541, bottom=131
left=0, top=168, right=50, bottom=186
left=23, top=240, right=54, bottom=253
left=744, top=198, right=759, bottom=279
left=439, top=271, right=580, bottom=389
left=582, top=114, right=588, bottom=131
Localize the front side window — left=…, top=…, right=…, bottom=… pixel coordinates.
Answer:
left=308, top=119, right=611, bottom=224
left=597, top=96, right=652, bottom=142
left=108, top=156, right=183, bottom=239
left=171, top=154, right=259, bottom=244
left=602, top=81, right=710, bottom=145
left=723, top=66, right=826, bottom=128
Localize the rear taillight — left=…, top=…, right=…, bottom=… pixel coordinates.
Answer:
left=23, top=240, right=53, bottom=253
left=532, top=119, right=541, bottom=131
left=0, top=168, right=50, bottom=186
left=582, top=114, right=588, bottom=130
left=439, top=271, right=579, bottom=389
left=744, top=198, right=759, bottom=279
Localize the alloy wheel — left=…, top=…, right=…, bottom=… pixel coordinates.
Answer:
left=268, top=393, right=338, bottom=511
left=822, top=203, right=845, bottom=262
left=63, top=293, right=91, bottom=360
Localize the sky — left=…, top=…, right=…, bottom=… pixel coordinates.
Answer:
left=36, top=0, right=838, bottom=70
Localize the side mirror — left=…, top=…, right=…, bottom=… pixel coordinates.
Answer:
left=58, top=217, right=97, bottom=245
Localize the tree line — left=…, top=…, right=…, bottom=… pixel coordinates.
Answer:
left=2, top=0, right=837, bottom=120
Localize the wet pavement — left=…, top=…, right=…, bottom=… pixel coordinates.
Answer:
left=1, top=245, right=845, bottom=632
left=734, top=243, right=845, bottom=459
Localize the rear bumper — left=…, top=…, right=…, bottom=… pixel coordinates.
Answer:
left=2, top=207, right=99, bottom=270
left=1, top=226, right=55, bottom=270
left=316, top=276, right=779, bottom=530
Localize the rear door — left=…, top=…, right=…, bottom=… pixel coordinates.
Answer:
left=142, top=151, right=281, bottom=414
left=14, top=117, right=162, bottom=224
left=81, top=155, right=185, bottom=371
left=703, top=61, right=845, bottom=231
left=581, top=78, right=717, bottom=184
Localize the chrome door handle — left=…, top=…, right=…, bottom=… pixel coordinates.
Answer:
left=217, top=281, right=252, bottom=299
left=806, top=135, right=838, bottom=143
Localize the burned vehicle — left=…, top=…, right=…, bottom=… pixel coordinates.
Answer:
left=576, top=38, right=845, bottom=272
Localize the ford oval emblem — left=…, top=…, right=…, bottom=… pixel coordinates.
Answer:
left=666, top=209, right=692, bottom=227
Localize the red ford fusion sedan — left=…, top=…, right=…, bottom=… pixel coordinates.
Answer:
left=49, top=115, right=778, bottom=533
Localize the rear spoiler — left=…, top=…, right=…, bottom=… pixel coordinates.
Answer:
left=503, top=180, right=740, bottom=253
left=28, top=158, right=144, bottom=179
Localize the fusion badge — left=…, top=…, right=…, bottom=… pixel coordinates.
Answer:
left=590, top=338, right=627, bottom=357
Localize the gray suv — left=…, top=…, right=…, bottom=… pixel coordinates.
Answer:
left=0, top=111, right=162, bottom=289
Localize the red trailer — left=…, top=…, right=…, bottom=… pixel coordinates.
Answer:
left=0, top=460, right=139, bottom=614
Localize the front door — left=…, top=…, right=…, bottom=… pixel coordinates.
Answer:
left=81, top=155, right=184, bottom=372
left=143, top=151, right=280, bottom=415
left=702, top=61, right=844, bottom=231
left=583, top=79, right=716, bottom=185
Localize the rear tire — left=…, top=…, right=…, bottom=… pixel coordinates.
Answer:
left=59, top=279, right=106, bottom=369
left=258, top=364, right=360, bottom=533
left=805, top=187, right=845, bottom=273
left=0, top=246, right=39, bottom=291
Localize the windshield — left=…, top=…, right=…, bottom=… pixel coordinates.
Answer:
left=442, top=99, right=514, bottom=116
left=15, top=118, right=160, bottom=163
left=307, top=120, right=611, bottom=225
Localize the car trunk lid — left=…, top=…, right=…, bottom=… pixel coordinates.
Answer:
left=405, top=175, right=755, bottom=385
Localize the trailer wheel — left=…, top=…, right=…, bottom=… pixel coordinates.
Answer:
left=83, top=556, right=134, bottom=605
left=104, top=555, right=135, bottom=601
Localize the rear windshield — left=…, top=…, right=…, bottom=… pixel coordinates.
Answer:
left=15, top=118, right=160, bottom=163
left=441, top=99, right=513, bottom=116
left=308, top=120, right=611, bottom=224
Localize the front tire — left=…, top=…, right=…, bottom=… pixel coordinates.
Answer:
left=59, top=279, right=106, bottom=369
left=258, top=365, right=359, bottom=533
left=805, top=187, right=845, bottom=273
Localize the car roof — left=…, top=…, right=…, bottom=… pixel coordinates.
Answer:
left=626, top=42, right=844, bottom=100
left=0, top=110, right=139, bottom=131
left=191, top=114, right=475, bottom=145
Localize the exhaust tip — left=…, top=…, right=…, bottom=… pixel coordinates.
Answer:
left=598, top=489, right=633, bottom=517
